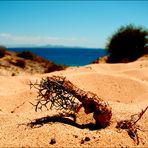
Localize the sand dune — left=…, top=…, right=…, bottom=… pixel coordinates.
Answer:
left=0, top=60, right=148, bottom=147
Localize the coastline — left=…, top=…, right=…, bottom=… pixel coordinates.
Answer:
left=7, top=47, right=107, bottom=66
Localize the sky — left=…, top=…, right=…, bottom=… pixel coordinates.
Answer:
left=0, top=1, right=148, bottom=48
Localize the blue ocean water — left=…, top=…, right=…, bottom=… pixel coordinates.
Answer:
left=7, top=47, right=107, bottom=66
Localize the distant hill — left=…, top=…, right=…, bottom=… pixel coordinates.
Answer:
left=0, top=47, right=67, bottom=76
left=6, top=44, right=100, bottom=49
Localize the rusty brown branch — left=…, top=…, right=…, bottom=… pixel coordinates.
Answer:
left=116, top=106, right=148, bottom=145
left=30, top=76, right=112, bottom=128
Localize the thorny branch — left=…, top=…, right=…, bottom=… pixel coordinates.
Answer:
left=116, top=106, right=148, bottom=145
left=29, top=76, right=112, bottom=128
left=29, top=76, right=79, bottom=113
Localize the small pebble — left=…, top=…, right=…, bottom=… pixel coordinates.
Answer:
left=74, top=135, right=78, bottom=138
left=12, top=73, right=16, bottom=76
left=80, top=136, right=91, bottom=144
left=80, top=139, right=84, bottom=144
left=84, top=136, right=90, bottom=141
left=49, top=138, right=56, bottom=144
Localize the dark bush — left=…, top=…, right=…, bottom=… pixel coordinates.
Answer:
left=0, top=46, right=6, bottom=58
left=17, top=51, right=34, bottom=60
left=106, top=24, right=148, bottom=63
left=44, top=63, right=67, bottom=73
left=10, top=59, right=26, bottom=68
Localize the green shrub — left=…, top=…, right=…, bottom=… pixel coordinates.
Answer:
left=106, top=24, right=148, bottom=63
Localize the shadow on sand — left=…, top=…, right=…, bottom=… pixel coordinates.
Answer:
left=27, top=114, right=101, bottom=130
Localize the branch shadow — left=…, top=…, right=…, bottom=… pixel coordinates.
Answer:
left=27, top=114, right=101, bottom=130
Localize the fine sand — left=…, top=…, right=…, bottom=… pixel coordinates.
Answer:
left=0, top=60, right=148, bottom=147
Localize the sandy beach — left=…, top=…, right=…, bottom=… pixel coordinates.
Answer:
left=0, top=60, right=148, bottom=147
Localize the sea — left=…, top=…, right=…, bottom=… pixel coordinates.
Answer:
left=7, top=47, right=108, bottom=66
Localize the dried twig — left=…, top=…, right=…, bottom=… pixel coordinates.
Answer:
left=11, top=101, right=26, bottom=113
left=29, top=76, right=79, bottom=113
left=116, top=106, right=148, bottom=145
left=30, top=76, right=112, bottom=128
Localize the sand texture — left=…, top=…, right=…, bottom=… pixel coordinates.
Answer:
left=0, top=60, right=148, bottom=147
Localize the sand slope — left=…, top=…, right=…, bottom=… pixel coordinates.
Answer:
left=0, top=60, right=148, bottom=147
